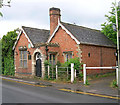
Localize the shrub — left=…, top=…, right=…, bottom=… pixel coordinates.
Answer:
left=3, top=56, right=15, bottom=76
left=65, top=57, right=83, bottom=71
left=85, top=78, right=90, bottom=86
left=111, top=80, right=118, bottom=88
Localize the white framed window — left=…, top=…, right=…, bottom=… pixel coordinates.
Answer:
left=49, top=52, right=58, bottom=65
left=49, top=54, right=56, bottom=65
left=20, top=51, right=27, bottom=68
left=63, top=51, right=73, bottom=62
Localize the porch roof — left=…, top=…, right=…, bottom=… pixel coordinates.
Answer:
left=34, top=43, right=59, bottom=48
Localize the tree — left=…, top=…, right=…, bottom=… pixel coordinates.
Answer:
left=2, top=30, right=17, bottom=75
left=101, top=2, right=120, bottom=44
left=0, top=0, right=11, bottom=17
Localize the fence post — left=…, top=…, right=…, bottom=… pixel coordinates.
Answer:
left=48, top=65, right=50, bottom=78
left=71, top=63, right=74, bottom=83
left=75, top=69, right=76, bottom=79
left=56, top=65, right=58, bottom=79
left=83, top=64, right=86, bottom=85
left=116, top=66, right=118, bottom=85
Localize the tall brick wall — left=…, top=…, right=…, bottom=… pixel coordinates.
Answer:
left=80, top=44, right=116, bottom=74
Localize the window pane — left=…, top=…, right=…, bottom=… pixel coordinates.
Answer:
left=53, top=55, right=55, bottom=60
left=24, top=60, right=27, bottom=68
left=20, top=51, right=22, bottom=59
left=69, top=53, right=72, bottom=59
left=66, top=54, right=69, bottom=62
left=20, top=60, right=23, bottom=67
left=53, top=55, right=56, bottom=65
left=49, top=54, right=52, bottom=64
left=23, top=51, right=27, bottom=59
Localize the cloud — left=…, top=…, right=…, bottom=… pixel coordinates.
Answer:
left=0, top=0, right=117, bottom=38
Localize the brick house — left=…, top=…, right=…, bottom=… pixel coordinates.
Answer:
left=13, top=7, right=116, bottom=78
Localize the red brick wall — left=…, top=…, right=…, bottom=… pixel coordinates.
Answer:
left=80, top=44, right=116, bottom=74
left=15, top=32, right=46, bottom=77
left=49, top=27, right=78, bottom=63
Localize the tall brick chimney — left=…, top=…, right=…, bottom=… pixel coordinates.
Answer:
left=49, top=7, right=61, bottom=35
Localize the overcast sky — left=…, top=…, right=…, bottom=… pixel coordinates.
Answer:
left=0, top=0, right=119, bottom=38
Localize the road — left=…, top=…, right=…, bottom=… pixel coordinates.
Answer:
left=2, top=79, right=118, bottom=103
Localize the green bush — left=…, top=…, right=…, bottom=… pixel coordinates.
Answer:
left=2, top=30, right=17, bottom=76
left=64, top=57, right=83, bottom=70
left=78, top=72, right=83, bottom=80
left=85, top=78, right=90, bottom=86
left=44, top=60, right=51, bottom=66
left=4, top=56, right=15, bottom=76
left=111, top=80, right=118, bottom=88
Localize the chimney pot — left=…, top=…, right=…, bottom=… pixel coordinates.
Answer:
left=49, top=7, right=61, bottom=36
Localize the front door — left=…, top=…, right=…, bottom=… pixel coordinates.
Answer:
left=36, top=53, right=42, bottom=77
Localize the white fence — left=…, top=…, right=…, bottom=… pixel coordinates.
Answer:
left=83, top=64, right=118, bottom=85
left=46, top=63, right=75, bottom=83
left=46, top=63, right=118, bottom=84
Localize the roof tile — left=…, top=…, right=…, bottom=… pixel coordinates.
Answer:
left=61, top=22, right=116, bottom=47
left=22, top=26, right=50, bottom=45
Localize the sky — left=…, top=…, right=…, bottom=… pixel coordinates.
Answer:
left=0, top=0, right=119, bottom=38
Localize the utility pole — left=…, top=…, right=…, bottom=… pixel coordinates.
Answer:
left=115, top=0, right=120, bottom=89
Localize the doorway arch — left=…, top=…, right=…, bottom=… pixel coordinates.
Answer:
left=35, top=52, right=42, bottom=77
left=32, top=48, right=45, bottom=78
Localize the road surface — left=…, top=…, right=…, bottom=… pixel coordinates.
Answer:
left=2, top=79, right=118, bottom=103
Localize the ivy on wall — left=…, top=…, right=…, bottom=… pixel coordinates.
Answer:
left=1, top=30, right=17, bottom=76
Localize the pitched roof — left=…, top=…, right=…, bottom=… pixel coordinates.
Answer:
left=22, top=26, right=50, bottom=45
left=61, top=22, right=116, bottom=48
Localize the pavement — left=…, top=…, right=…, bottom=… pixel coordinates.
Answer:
left=1, top=75, right=119, bottom=98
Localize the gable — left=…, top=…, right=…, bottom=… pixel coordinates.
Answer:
left=50, top=26, right=77, bottom=45
left=12, top=29, right=34, bottom=50
left=13, top=26, right=50, bottom=50
left=47, top=21, right=80, bottom=45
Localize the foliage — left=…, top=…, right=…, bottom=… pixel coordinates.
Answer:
left=0, top=0, right=11, bottom=17
left=56, top=61, right=61, bottom=67
left=101, top=2, right=120, bottom=44
left=64, top=57, right=83, bottom=71
left=44, top=58, right=83, bottom=82
left=85, top=78, right=90, bottom=86
left=3, top=56, right=14, bottom=76
left=2, top=30, right=17, bottom=76
left=0, top=12, right=3, bottom=17
left=111, top=79, right=118, bottom=88
left=78, top=72, right=83, bottom=80
left=44, top=60, right=51, bottom=66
